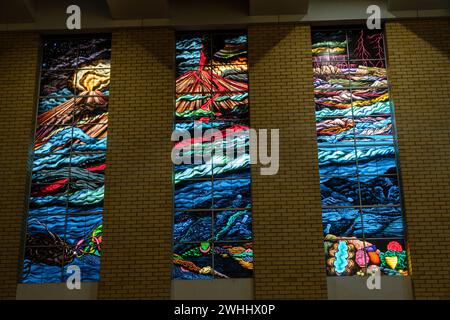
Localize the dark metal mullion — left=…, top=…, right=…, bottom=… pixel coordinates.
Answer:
left=177, top=207, right=251, bottom=213
left=319, top=142, right=396, bottom=148
left=180, top=176, right=251, bottom=182
left=59, top=43, right=74, bottom=282
left=208, top=32, right=216, bottom=277
left=320, top=174, right=398, bottom=179
left=314, top=85, right=388, bottom=92
left=322, top=204, right=401, bottom=209
left=61, top=41, right=81, bottom=282
left=358, top=236, right=405, bottom=241
left=346, top=29, right=370, bottom=273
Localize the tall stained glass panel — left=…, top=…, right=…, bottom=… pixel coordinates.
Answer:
left=21, top=36, right=111, bottom=283
left=173, top=31, right=253, bottom=279
left=312, top=28, right=409, bottom=276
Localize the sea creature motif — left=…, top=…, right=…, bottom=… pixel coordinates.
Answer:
left=385, top=256, right=398, bottom=269
left=368, top=251, right=381, bottom=265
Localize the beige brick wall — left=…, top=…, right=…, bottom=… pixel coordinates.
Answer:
left=98, top=28, right=174, bottom=299
left=385, top=19, right=450, bottom=299
left=248, top=24, right=327, bottom=299
left=0, top=32, right=39, bottom=299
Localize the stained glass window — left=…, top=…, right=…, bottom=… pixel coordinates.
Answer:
left=21, top=36, right=111, bottom=283
left=173, top=31, right=253, bottom=279
left=312, top=28, right=409, bottom=277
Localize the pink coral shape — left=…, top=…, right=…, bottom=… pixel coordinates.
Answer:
left=387, top=241, right=402, bottom=252
left=355, top=249, right=369, bottom=267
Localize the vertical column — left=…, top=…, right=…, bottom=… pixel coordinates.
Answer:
left=248, top=24, right=327, bottom=299
left=0, top=32, right=39, bottom=299
left=385, top=19, right=450, bottom=299
left=98, top=28, right=174, bottom=299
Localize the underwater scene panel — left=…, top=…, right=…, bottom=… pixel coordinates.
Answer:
left=173, top=31, right=252, bottom=280
left=313, top=28, right=408, bottom=277
left=22, top=36, right=110, bottom=283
